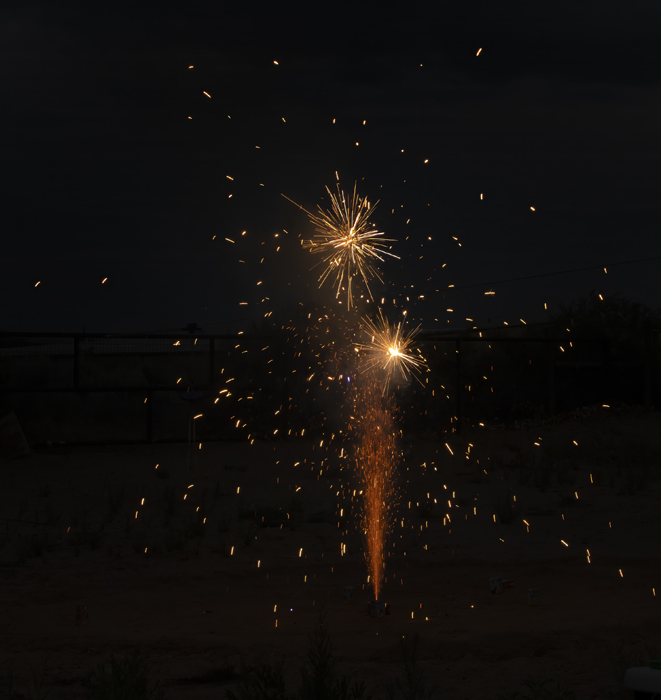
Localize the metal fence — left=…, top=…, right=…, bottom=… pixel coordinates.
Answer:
left=417, top=326, right=661, bottom=433
left=1, top=327, right=659, bottom=445
left=0, top=332, right=241, bottom=444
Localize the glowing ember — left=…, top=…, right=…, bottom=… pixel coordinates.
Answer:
left=282, top=184, right=399, bottom=309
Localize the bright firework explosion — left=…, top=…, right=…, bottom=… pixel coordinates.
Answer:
left=357, top=308, right=428, bottom=392
left=353, top=377, right=398, bottom=601
left=282, top=183, right=399, bottom=309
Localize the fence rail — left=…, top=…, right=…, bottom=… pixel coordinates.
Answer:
left=418, top=327, right=660, bottom=431
left=1, top=327, right=659, bottom=445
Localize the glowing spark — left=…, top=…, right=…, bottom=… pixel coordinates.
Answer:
left=282, top=184, right=398, bottom=309
left=356, top=309, right=427, bottom=392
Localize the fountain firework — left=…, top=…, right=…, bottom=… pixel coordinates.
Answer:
left=353, top=376, right=398, bottom=601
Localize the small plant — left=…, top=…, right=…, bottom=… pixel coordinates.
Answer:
left=385, top=635, right=437, bottom=700
left=0, top=662, right=19, bottom=700
left=0, top=660, right=54, bottom=700
left=226, top=661, right=288, bottom=700
left=225, top=611, right=367, bottom=700
left=25, top=661, right=51, bottom=700
left=297, top=611, right=367, bottom=700
left=607, top=631, right=659, bottom=699
left=86, top=652, right=165, bottom=700
left=496, top=676, right=576, bottom=700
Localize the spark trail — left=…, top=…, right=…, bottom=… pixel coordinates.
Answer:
left=353, top=377, right=398, bottom=601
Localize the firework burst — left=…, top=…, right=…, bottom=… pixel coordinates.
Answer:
left=283, top=183, right=398, bottom=309
left=356, top=309, right=428, bottom=392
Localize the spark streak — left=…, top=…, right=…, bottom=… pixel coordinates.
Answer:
left=353, top=378, right=398, bottom=601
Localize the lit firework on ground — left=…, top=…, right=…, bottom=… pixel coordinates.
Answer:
left=353, top=379, right=398, bottom=602
left=282, top=183, right=399, bottom=309
left=356, top=308, right=428, bottom=392
left=282, top=181, right=422, bottom=608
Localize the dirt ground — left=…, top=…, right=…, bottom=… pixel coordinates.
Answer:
left=1, top=404, right=661, bottom=699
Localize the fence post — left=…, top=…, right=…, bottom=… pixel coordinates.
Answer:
left=546, top=339, right=555, bottom=416
left=654, top=330, right=660, bottom=409
left=146, top=389, right=154, bottom=443
left=455, top=340, right=461, bottom=434
left=602, top=339, right=611, bottom=404
left=73, top=335, right=80, bottom=389
left=644, top=326, right=653, bottom=409
left=209, top=337, right=215, bottom=389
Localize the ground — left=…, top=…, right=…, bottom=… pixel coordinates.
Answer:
left=1, top=404, right=661, bottom=699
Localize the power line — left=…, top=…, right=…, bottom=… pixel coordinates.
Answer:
left=444, top=254, right=661, bottom=292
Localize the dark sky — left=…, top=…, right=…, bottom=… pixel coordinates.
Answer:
left=3, top=1, right=661, bottom=334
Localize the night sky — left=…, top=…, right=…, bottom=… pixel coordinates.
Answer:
left=3, top=1, right=661, bottom=334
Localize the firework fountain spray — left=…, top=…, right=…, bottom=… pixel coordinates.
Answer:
left=353, top=316, right=427, bottom=607
left=352, top=375, right=398, bottom=603
left=289, top=180, right=427, bottom=610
